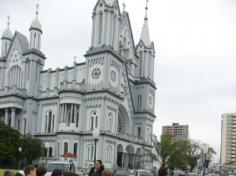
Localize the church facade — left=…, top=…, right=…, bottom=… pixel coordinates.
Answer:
left=0, top=0, right=156, bottom=169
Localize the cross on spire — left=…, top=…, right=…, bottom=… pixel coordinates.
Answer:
left=7, top=15, right=10, bottom=28
left=145, top=0, right=149, bottom=20
left=36, top=4, right=39, bottom=17
left=122, top=2, right=126, bottom=12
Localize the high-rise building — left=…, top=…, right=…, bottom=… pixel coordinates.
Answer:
left=221, top=113, right=236, bottom=166
left=162, top=123, right=189, bottom=143
left=0, top=0, right=156, bottom=169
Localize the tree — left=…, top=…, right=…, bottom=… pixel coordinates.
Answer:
left=20, top=134, right=44, bottom=164
left=146, top=135, right=191, bottom=176
left=0, top=121, right=21, bottom=164
left=185, top=141, right=201, bottom=172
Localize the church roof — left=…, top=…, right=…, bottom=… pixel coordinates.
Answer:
left=15, top=31, right=29, bottom=51
left=30, top=18, right=42, bottom=33
left=2, top=28, right=13, bottom=40
left=104, top=0, right=116, bottom=6
left=140, top=18, right=151, bottom=47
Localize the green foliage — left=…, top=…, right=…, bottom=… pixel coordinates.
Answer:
left=20, top=134, right=44, bottom=164
left=145, top=136, right=216, bottom=176
left=0, top=121, right=21, bottom=163
left=0, top=122, right=44, bottom=165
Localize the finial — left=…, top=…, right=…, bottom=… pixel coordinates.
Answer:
left=36, top=4, right=39, bottom=17
left=122, top=2, right=126, bottom=12
left=145, top=0, right=149, bottom=20
left=7, top=15, right=10, bottom=28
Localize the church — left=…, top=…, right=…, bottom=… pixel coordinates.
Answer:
left=0, top=0, right=156, bottom=169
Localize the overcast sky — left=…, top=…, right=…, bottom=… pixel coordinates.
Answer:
left=1, top=0, right=236, bottom=161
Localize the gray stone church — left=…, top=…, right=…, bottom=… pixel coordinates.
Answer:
left=0, top=0, right=156, bottom=169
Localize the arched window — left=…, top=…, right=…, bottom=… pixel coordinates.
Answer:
left=49, top=147, right=53, bottom=157
left=74, top=143, right=77, bottom=157
left=106, top=145, right=113, bottom=163
left=137, top=127, right=142, bottom=138
left=45, top=111, right=54, bottom=133
left=90, top=111, right=98, bottom=130
left=98, top=12, right=103, bottom=45
left=87, top=145, right=94, bottom=161
left=107, top=113, right=113, bottom=132
left=8, top=65, right=23, bottom=88
left=64, top=142, right=68, bottom=154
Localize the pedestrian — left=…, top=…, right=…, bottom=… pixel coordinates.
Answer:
left=51, top=169, right=63, bottom=176
left=89, top=160, right=105, bottom=176
left=4, top=171, right=14, bottom=176
left=102, top=169, right=113, bottom=176
left=36, top=165, right=47, bottom=176
left=24, top=165, right=36, bottom=176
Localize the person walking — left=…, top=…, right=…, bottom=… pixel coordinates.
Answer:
left=36, top=165, right=47, bottom=176
left=24, top=165, right=36, bottom=176
left=3, top=171, right=14, bottom=176
left=89, top=160, right=104, bottom=176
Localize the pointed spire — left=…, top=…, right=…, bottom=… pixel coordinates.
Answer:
left=2, top=15, right=13, bottom=40
left=122, top=3, right=126, bottom=12
left=7, top=15, right=10, bottom=28
left=145, top=0, right=148, bottom=20
left=36, top=4, right=39, bottom=18
left=140, top=0, right=151, bottom=47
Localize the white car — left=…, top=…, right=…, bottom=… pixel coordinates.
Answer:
left=133, top=170, right=154, bottom=176
left=45, top=161, right=75, bottom=176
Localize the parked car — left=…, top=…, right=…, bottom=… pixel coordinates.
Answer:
left=115, top=168, right=133, bottom=176
left=45, top=161, right=75, bottom=176
left=134, top=170, right=154, bottom=176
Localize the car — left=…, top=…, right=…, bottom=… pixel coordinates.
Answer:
left=134, top=170, right=154, bottom=176
left=115, top=168, right=133, bottom=176
left=45, top=161, right=75, bottom=176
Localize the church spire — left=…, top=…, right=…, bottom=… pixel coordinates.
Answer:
left=140, top=0, right=151, bottom=47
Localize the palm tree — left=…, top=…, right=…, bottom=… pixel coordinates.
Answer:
left=146, top=135, right=190, bottom=176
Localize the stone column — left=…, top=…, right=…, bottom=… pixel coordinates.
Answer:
left=4, top=108, right=8, bottom=125
left=11, top=108, right=16, bottom=128
left=70, top=104, right=73, bottom=125
left=74, top=105, right=77, bottom=123
left=65, top=104, right=67, bottom=124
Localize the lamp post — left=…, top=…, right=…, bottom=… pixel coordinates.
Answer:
left=45, top=142, right=49, bottom=165
left=18, top=147, right=22, bottom=170
left=92, top=128, right=100, bottom=166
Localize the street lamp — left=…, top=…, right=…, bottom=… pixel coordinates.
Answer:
left=18, top=147, right=22, bottom=170
left=92, top=128, right=100, bottom=166
left=45, top=142, right=50, bottom=165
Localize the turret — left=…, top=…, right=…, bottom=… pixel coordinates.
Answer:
left=90, top=0, right=120, bottom=51
left=136, top=0, right=155, bottom=80
left=1, top=16, right=13, bottom=57
left=29, top=4, right=42, bottom=50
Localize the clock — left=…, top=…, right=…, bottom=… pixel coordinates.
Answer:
left=109, top=67, right=118, bottom=87
left=91, top=68, right=101, bottom=80
left=148, top=94, right=153, bottom=107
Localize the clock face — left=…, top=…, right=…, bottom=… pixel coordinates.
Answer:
left=148, top=94, right=153, bottom=107
left=111, top=70, right=116, bottom=82
left=89, top=65, right=103, bottom=84
left=91, top=68, right=101, bottom=80
left=109, top=67, right=118, bottom=87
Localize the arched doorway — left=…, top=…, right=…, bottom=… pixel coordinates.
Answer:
left=117, top=105, right=130, bottom=135
left=125, top=145, right=135, bottom=169
left=117, top=144, right=123, bottom=167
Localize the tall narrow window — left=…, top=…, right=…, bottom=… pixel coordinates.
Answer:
left=107, top=113, right=113, bottom=132
left=64, top=142, right=68, bottom=154
left=98, top=13, right=103, bottom=45
left=74, top=143, right=77, bottom=157
left=91, top=111, right=98, bottom=130
left=34, top=33, right=37, bottom=48
left=49, top=147, right=53, bottom=157
left=76, top=113, right=79, bottom=128
left=24, top=119, right=26, bottom=135
left=138, top=127, right=141, bottom=138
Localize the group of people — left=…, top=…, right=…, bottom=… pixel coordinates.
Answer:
left=3, top=160, right=113, bottom=176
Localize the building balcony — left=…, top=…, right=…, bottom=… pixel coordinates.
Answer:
left=0, top=86, right=26, bottom=97
left=58, top=122, right=79, bottom=132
